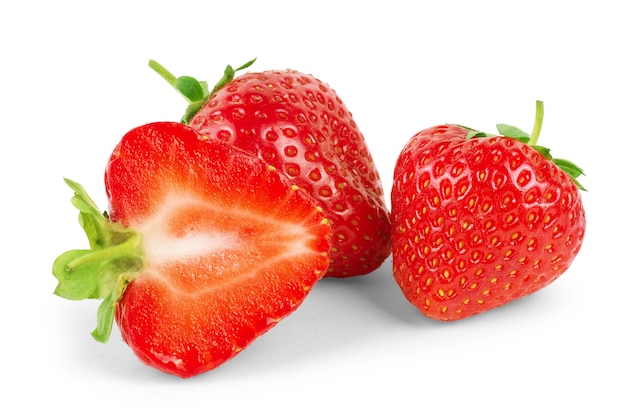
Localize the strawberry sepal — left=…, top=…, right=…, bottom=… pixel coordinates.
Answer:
left=149, top=58, right=256, bottom=124
left=456, top=100, right=586, bottom=191
left=52, top=178, right=144, bottom=343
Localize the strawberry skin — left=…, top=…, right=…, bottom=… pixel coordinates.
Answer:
left=54, top=122, right=331, bottom=377
left=391, top=123, right=586, bottom=321
left=187, top=69, right=391, bottom=277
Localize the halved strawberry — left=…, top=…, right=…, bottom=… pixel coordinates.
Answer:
left=391, top=102, right=586, bottom=320
left=149, top=60, right=392, bottom=278
left=53, top=121, right=331, bottom=377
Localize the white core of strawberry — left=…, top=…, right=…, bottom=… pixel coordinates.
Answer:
left=142, top=231, right=238, bottom=265
left=134, top=192, right=319, bottom=278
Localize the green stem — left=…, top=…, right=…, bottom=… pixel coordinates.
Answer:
left=66, top=233, right=142, bottom=271
left=148, top=59, right=177, bottom=88
left=528, top=100, right=544, bottom=146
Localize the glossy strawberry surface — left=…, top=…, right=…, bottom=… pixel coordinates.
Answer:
left=391, top=124, right=585, bottom=321
left=188, top=70, right=391, bottom=277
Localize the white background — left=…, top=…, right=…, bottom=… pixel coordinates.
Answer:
left=2, top=1, right=623, bottom=415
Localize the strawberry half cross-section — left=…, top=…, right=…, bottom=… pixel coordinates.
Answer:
left=53, top=121, right=331, bottom=378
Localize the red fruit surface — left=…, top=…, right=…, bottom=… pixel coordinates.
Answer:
left=391, top=124, right=585, bottom=321
left=188, top=70, right=391, bottom=277
left=104, top=122, right=331, bottom=377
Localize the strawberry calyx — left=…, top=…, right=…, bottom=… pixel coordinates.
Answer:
left=52, top=178, right=144, bottom=343
left=149, top=58, right=256, bottom=124
left=459, top=100, right=586, bottom=191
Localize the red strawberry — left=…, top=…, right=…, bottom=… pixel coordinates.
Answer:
left=391, top=101, right=586, bottom=321
left=149, top=59, right=391, bottom=278
left=53, top=121, right=331, bottom=377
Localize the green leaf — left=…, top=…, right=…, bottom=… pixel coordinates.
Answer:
left=91, top=278, right=126, bottom=343
left=531, top=145, right=552, bottom=160
left=52, top=178, right=145, bottom=342
left=496, top=123, right=530, bottom=143
left=454, top=125, right=489, bottom=139
left=53, top=250, right=100, bottom=299
left=175, top=76, right=206, bottom=103
left=553, top=158, right=585, bottom=179
left=235, top=58, right=257, bottom=72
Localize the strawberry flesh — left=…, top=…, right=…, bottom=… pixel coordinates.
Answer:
left=55, top=122, right=330, bottom=377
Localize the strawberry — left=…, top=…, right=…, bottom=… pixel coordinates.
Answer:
left=391, top=101, right=586, bottom=321
left=149, top=59, right=392, bottom=278
left=53, top=121, right=331, bottom=377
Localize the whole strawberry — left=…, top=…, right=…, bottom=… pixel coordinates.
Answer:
left=53, top=122, right=331, bottom=377
left=391, top=101, right=585, bottom=321
left=150, top=59, right=391, bottom=278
